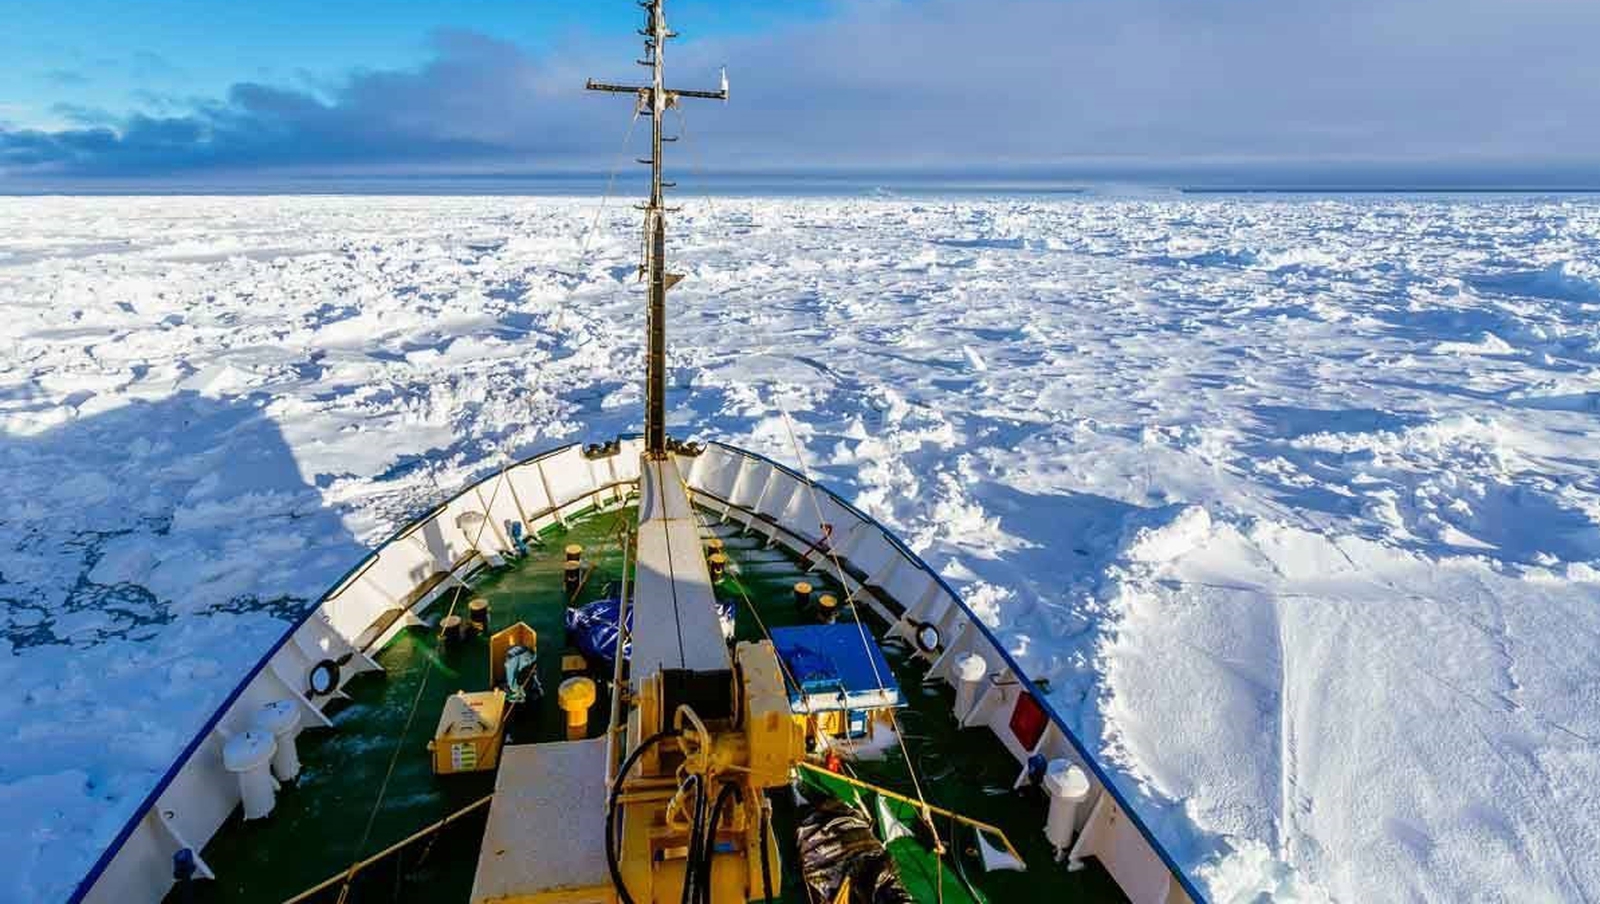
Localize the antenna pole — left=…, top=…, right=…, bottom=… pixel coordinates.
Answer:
left=587, top=0, right=728, bottom=458
left=644, top=0, right=668, bottom=458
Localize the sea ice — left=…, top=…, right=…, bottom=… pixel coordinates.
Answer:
left=3, top=194, right=1599, bottom=902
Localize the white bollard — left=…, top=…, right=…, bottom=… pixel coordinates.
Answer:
left=1043, top=759, right=1092, bottom=858
left=252, top=700, right=303, bottom=782
left=954, top=653, right=988, bottom=724
left=223, top=730, right=279, bottom=820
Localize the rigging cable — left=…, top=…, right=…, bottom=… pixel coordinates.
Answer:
left=680, top=70, right=947, bottom=904
left=670, top=105, right=724, bottom=232
left=553, top=105, right=644, bottom=333
left=434, top=463, right=512, bottom=637
left=771, top=398, right=948, bottom=904
left=334, top=464, right=511, bottom=901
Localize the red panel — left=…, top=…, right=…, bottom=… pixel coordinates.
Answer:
left=1008, top=691, right=1048, bottom=751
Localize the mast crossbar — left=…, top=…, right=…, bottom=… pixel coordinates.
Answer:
left=586, top=0, right=728, bottom=458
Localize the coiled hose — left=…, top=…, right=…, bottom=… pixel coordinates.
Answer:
left=605, top=729, right=681, bottom=904
left=695, top=783, right=744, bottom=904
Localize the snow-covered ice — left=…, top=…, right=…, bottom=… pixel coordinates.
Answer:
left=3, top=194, right=1599, bottom=902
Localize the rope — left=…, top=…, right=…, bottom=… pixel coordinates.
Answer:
left=770, top=398, right=943, bottom=868
left=553, top=106, right=643, bottom=333
left=347, top=652, right=433, bottom=889
left=670, top=105, right=723, bottom=229
left=336, top=463, right=512, bottom=898
left=435, top=462, right=511, bottom=633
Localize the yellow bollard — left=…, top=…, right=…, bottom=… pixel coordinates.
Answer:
left=467, top=598, right=490, bottom=633
left=565, top=543, right=583, bottom=562
left=817, top=593, right=839, bottom=624
left=708, top=553, right=728, bottom=579
left=558, top=677, right=597, bottom=740
left=793, top=581, right=813, bottom=610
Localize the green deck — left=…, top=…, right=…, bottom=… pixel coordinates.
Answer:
left=189, top=501, right=1126, bottom=904
left=705, top=520, right=1126, bottom=904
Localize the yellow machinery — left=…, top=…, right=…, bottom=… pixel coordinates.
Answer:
left=559, top=677, right=598, bottom=740
left=469, top=456, right=803, bottom=904
left=612, top=640, right=804, bottom=904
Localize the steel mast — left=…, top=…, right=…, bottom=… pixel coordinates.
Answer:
left=588, top=0, right=728, bottom=459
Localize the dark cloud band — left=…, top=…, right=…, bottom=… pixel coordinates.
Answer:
left=4, top=0, right=1599, bottom=186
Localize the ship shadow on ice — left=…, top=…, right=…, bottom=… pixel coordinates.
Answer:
left=0, top=390, right=364, bottom=650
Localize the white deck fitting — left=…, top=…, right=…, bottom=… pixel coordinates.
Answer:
left=471, top=738, right=611, bottom=902
left=630, top=454, right=731, bottom=674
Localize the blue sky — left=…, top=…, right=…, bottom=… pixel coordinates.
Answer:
left=4, top=0, right=1599, bottom=188
left=1, top=1, right=829, bottom=128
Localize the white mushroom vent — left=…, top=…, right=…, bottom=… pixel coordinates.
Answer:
left=222, top=730, right=279, bottom=820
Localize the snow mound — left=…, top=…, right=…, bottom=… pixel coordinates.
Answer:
left=1199, top=840, right=1334, bottom=904
left=1119, top=505, right=1214, bottom=564
left=6, top=194, right=1600, bottom=902
left=1434, top=331, right=1517, bottom=356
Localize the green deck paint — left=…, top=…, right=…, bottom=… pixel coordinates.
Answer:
left=195, top=507, right=631, bottom=903
left=194, top=502, right=1125, bottom=903
left=703, top=518, right=1125, bottom=904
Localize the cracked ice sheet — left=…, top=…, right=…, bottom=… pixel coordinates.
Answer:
left=3, top=194, right=1600, bottom=902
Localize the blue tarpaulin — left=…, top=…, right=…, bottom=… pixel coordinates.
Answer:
left=565, top=597, right=630, bottom=667
left=565, top=596, right=736, bottom=668
left=770, top=624, right=904, bottom=713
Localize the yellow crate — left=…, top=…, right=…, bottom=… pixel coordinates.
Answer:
left=428, top=690, right=507, bottom=775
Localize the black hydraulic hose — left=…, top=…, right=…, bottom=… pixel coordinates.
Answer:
left=606, top=729, right=681, bottom=904
left=681, top=774, right=708, bottom=904
left=758, top=797, right=775, bottom=904
left=698, top=783, right=743, bottom=904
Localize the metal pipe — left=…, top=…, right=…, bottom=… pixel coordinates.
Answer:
left=644, top=0, right=668, bottom=457
left=794, top=762, right=1025, bottom=863
left=605, top=521, right=637, bottom=782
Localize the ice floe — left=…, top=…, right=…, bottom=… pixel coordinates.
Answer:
left=3, top=194, right=1599, bottom=902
